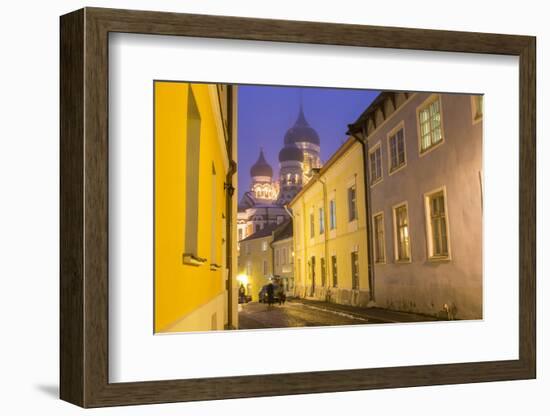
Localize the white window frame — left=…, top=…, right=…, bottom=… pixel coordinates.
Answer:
left=329, top=198, right=337, bottom=231
left=416, top=94, right=445, bottom=156
left=392, top=201, right=412, bottom=263
left=372, top=211, right=386, bottom=264
left=387, top=121, right=407, bottom=175
left=424, top=186, right=452, bottom=261
left=261, top=241, right=268, bottom=252
left=348, top=184, right=357, bottom=222
left=368, top=141, right=383, bottom=186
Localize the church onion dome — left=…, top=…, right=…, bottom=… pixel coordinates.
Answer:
left=284, top=105, right=320, bottom=146
left=250, top=148, right=273, bottom=178
left=278, top=145, right=304, bottom=163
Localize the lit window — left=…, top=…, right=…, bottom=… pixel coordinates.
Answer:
left=348, top=185, right=357, bottom=222
left=425, top=190, right=450, bottom=259
left=388, top=128, right=406, bottom=172
left=319, top=207, right=325, bottom=234
left=369, top=145, right=382, bottom=184
left=329, top=199, right=336, bottom=230
left=393, top=204, right=411, bottom=261
left=373, top=213, right=386, bottom=263
left=262, top=241, right=268, bottom=251
left=351, top=251, right=359, bottom=290
left=418, top=96, right=443, bottom=153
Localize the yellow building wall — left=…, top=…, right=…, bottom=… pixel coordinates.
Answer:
left=291, top=141, right=370, bottom=304
left=154, top=82, right=227, bottom=332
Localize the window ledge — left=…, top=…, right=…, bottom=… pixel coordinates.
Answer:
left=428, top=256, right=451, bottom=263
left=210, top=263, right=222, bottom=271
left=389, top=164, right=406, bottom=176
left=419, top=140, right=444, bottom=157
left=182, top=253, right=207, bottom=266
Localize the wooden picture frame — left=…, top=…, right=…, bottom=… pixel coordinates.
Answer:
left=60, top=7, right=536, bottom=408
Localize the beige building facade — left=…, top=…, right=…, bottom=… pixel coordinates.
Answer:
left=272, top=220, right=294, bottom=295
left=237, top=224, right=277, bottom=301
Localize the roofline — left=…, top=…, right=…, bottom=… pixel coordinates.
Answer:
left=288, top=136, right=359, bottom=207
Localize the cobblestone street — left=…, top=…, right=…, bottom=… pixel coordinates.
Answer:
left=238, top=298, right=437, bottom=329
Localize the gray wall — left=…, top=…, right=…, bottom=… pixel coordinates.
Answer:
left=368, top=93, right=483, bottom=319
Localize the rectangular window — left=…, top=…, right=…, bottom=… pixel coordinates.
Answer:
left=262, top=241, right=268, bottom=251
left=373, top=213, right=386, bottom=263
left=276, top=215, right=284, bottom=224
left=275, top=249, right=279, bottom=266
left=238, top=228, right=243, bottom=241
left=210, top=163, right=217, bottom=264
left=331, top=255, right=338, bottom=287
left=310, top=212, right=315, bottom=238
left=426, top=190, right=450, bottom=258
left=418, top=96, right=443, bottom=153
left=319, top=207, right=325, bottom=234
left=320, top=257, right=326, bottom=287
left=369, top=145, right=382, bottom=184
left=329, top=199, right=336, bottom=230
left=184, top=88, right=201, bottom=258
left=351, top=251, right=359, bottom=290
left=388, top=128, right=406, bottom=172
left=245, top=243, right=250, bottom=255
left=394, top=204, right=411, bottom=261
left=263, top=259, right=268, bottom=276
left=348, top=185, right=357, bottom=222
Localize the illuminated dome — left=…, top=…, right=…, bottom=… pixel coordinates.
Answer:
left=278, top=145, right=304, bottom=163
left=250, top=149, right=273, bottom=178
left=284, top=105, right=320, bottom=146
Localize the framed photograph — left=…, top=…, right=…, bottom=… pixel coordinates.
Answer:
left=60, top=7, right=536, bottom=408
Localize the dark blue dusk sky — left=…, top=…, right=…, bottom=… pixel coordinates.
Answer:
left=237, top=85, right=379, bottom=198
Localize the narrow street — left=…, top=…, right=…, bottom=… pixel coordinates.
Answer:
left=238, top=298, right=437, bottom=329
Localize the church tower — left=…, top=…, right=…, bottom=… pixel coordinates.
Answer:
left=250, top=148, right=278, bottom=201
left=278, top=102, right=321, bottom=204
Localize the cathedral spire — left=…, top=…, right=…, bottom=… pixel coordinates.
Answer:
left=296, top=90, right=308, bottom=126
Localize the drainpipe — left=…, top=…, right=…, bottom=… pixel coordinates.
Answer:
left=348, top=126, right=376, bottom=303
left=318, top=176, right=330, bottom=299
left=224, top=87, right=237, bottom=329
left=301, top=197, right=308, bottom=299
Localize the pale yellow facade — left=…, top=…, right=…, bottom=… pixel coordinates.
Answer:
left=237, top=233, right=273, bottom=301
left=289, top=139, right=371, bottom=306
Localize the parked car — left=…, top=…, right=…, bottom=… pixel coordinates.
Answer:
left=258, top=284, right=286, bottom=305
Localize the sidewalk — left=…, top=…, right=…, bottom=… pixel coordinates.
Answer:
left=288, top=297, right=441, bottom=324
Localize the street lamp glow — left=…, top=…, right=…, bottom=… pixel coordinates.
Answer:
left=237, top=274, right=249, bottom=286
